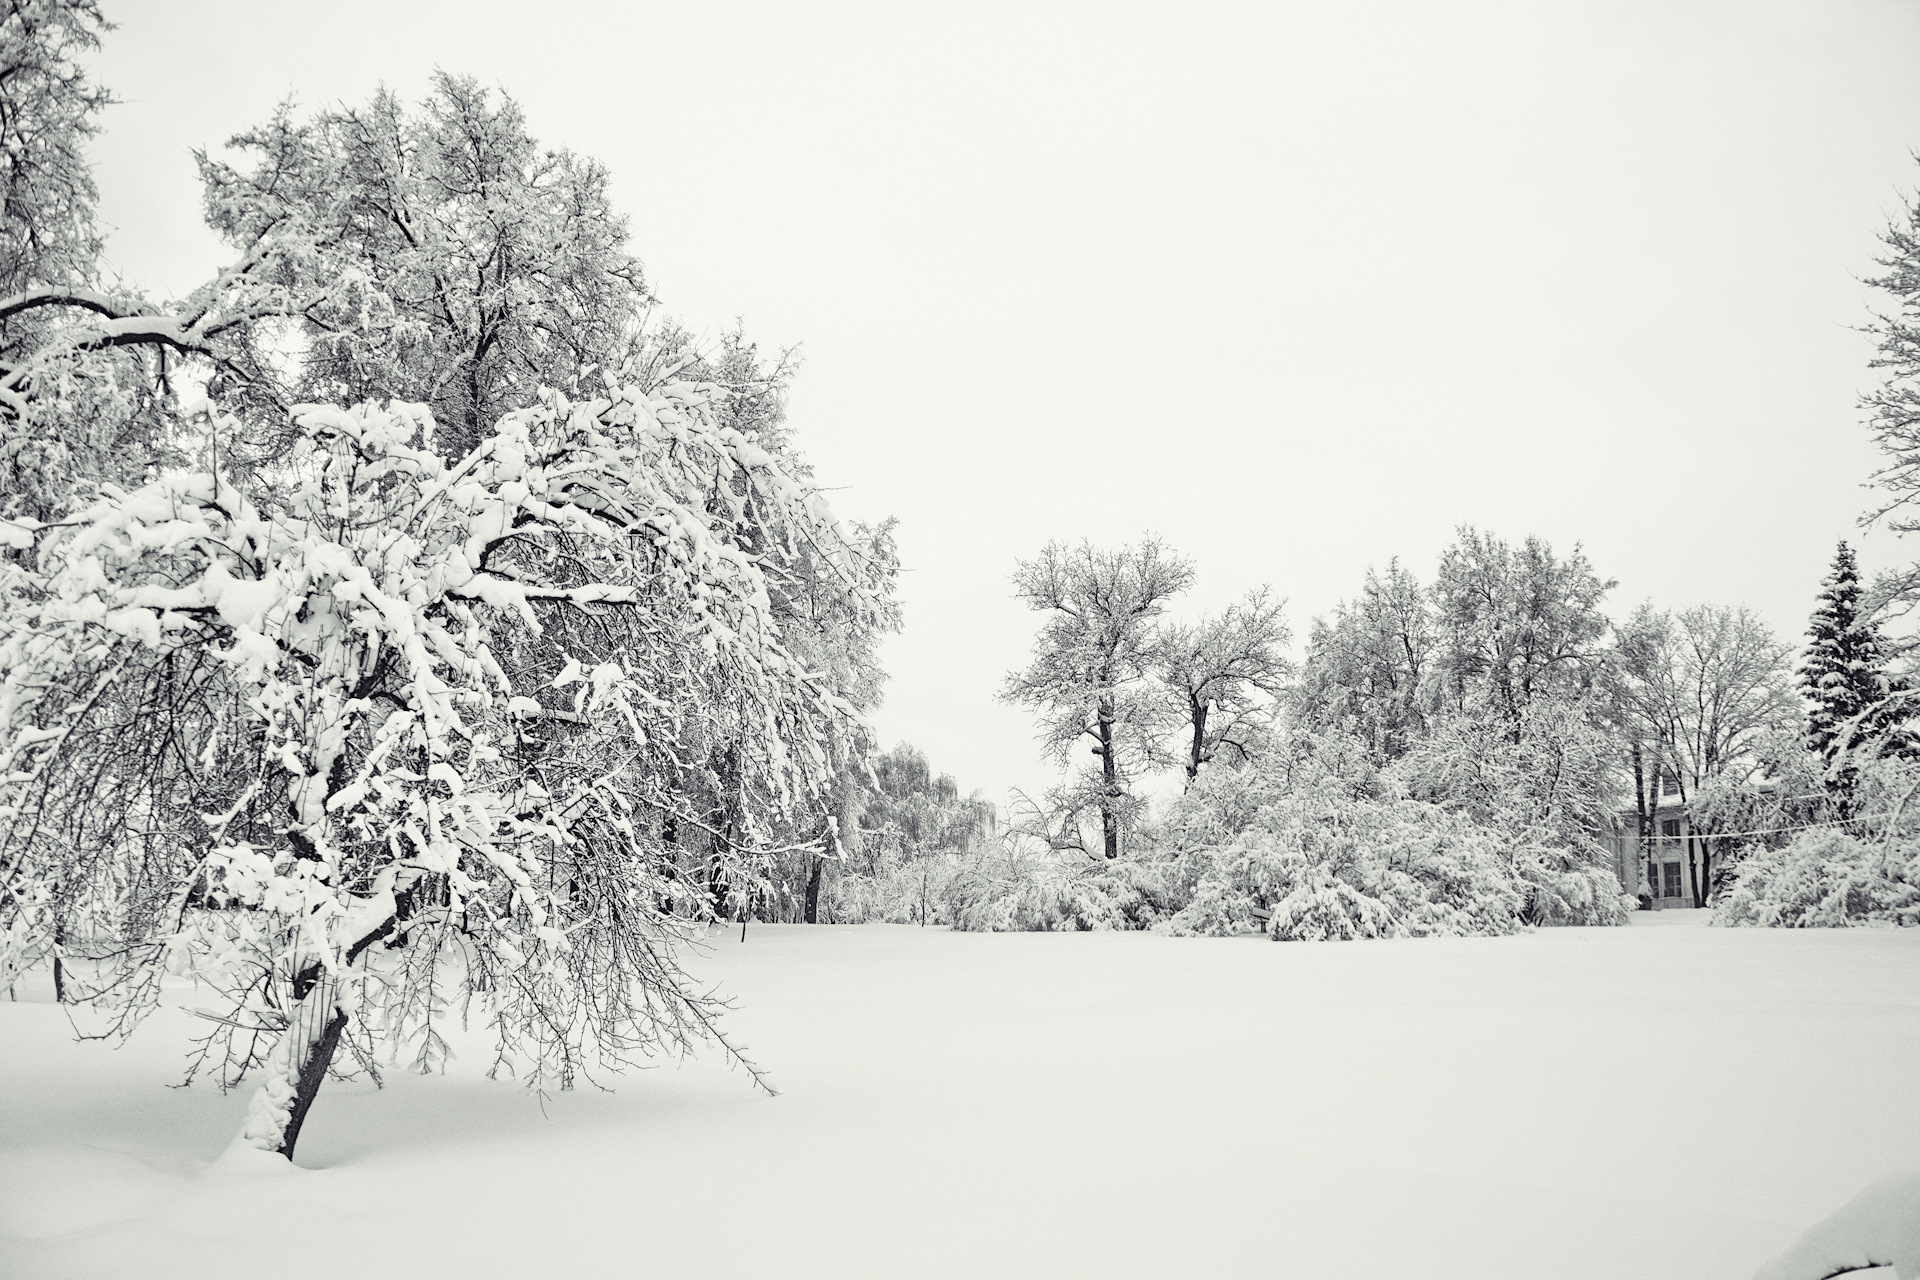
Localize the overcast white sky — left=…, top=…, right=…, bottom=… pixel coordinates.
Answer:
left=88, top=0, right=1920, bottom=805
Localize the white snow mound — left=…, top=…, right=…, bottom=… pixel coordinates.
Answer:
left=1754, top=1171, right=1920, bottom=1280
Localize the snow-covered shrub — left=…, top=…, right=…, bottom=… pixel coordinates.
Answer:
left=1716, top=829, right=1920, bottom=927
left=805, top=742, right=994, bottom=926
left=1394, top=700, right=1632, bottom=926
left=1161, top=777, right=1525, bottom=940
left=944, top=844, right=1169, bottom=932
left=825, top=856, right=962, bottom=926
left=1150, top=715, right=1635, bottom=939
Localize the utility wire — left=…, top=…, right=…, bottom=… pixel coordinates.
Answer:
left=1635, top=811, right=1902, bottom=844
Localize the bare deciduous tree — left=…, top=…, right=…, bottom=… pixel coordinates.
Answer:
left=1156, top=586, right=1291, bottom=788
left=1002, top=538, right=1193, bottom=859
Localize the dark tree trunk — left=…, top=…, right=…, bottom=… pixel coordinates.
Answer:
left=1631, top=747, right=1651, bottom=899
left=278, top=1005, right=348, bottom=1161
left=50, top=921, right=65, bottom=1003
left=804, top=854, right=823, bottom=924
left=272, top=956, right=360, bottom=1163
left=1186, top=695, right=1208, bottom=789
left=1677, top=776, right=1702, bottom=909
left=708, top=746, right=741, bottom=920
left=658, top=813, right=679, bottom=913
left=707, top=851, right=731, bottom=921
left=1094, top=696, right=1121, bottom=859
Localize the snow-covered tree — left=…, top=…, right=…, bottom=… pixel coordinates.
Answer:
left=634, top=330, right=899, bottom=926
left=1152, top=724, right=1527, bottom=940
left=197, top=74, right=660, bottom=464
left=1611, top=603, right=1797, bottom=905
left=1716, top=769, right=1920, bottom=930
left=1155, top=586, right=1290, bottom=787
left=1002, top=538, right=1194, bottom=860
left=1798, top=543, right=1912, bottom=804
left=1394, top=696, right=1629, bottom=924
left=0, top=0, right=108, bottom=296
left=0, top=382, right=883, bottom=1160
left=0, top=0, right=273, bottom=519
left=1605, top=604, right=1682, bottom=900
left=1863, top=160, right=1920, bottom=540
left=0, top=19, right=893, bottom=1162
left=1430, top=527, right=1613, bottom=734
left=1294, top=559, right=1434, bottom=763
left=832, top=742, right=995, bottom=925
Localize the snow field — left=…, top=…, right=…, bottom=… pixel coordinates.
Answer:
left=2, top=914, right=1916, bottom=1279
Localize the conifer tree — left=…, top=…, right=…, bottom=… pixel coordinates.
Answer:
left=1798, top=543, right=1911, bottom=800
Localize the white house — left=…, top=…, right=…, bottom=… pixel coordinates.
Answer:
left=1609, top=776, right=1709, bottom=910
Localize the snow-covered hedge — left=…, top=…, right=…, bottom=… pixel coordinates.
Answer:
left=1161, top=789, right=1529, bottom=940
left=1716, top=829, right=1920, bottom=928
left=1149, top=719, right=1632, bottom=939
left=944, top=848, right=1167, bottom=932
left=828, top=859, right=959, bottom=926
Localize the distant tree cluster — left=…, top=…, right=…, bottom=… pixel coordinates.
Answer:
left=986, top=525, right=1920, bottom=937
left=999, top=538, right=1289, bottom=860
left=1170, top=528, right=1637, bottom=937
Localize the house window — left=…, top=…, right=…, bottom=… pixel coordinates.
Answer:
left=1662, top=862, right=1683, bottom=899
left=1661, top=820, right=1681, bottom=839
left=1661, top=772, right=1682, bottom=795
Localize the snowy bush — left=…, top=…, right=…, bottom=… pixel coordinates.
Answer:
left=944, top=845, right=1169, bottom=933
left=1150, top=715, right=1633, bottom=939
left=1715, top=829, right=1920, bottom=928
left=1161, top=781, right=1525, bottom=940
left=805, top=853, right=960, bottom=926
left=1394, top=701, right=1632, bottom=926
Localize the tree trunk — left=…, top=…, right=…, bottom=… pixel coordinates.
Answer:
left=234, top=965, right=349, bottom=1164
left=1186, top=696, right=1208, bottom=789
left=708, top=746, right=740, bottom=921
left=804, top=854, right=823, bottom=924
left=50, top=921, right=65, bottom=1004
left=1691, top=835, right=1705, bottom=908
left=659, top=813, right=679, bottom=914
left=1631, top=747, right=1652, bottom=903
left=1098, top=699, right=1120, bottom=859
left=278, top=1004, right=349, bottom=1160
left=1677, top=775, right=1702, bottom=909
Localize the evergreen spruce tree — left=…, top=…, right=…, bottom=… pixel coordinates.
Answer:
left=1798, top=543, right=1911, bottom=804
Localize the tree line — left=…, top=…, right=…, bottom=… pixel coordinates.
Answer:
left=988, top=526, right=1916, bottom=935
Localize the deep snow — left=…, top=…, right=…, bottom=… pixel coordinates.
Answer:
left=2, top=912, right=1915, bottom=1279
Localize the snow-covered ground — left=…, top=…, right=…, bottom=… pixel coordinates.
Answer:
left=2, top=913, right=1915, bottom=1279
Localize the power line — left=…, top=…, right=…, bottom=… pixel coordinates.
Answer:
left=1632, top=811, right=1901, bottom=844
